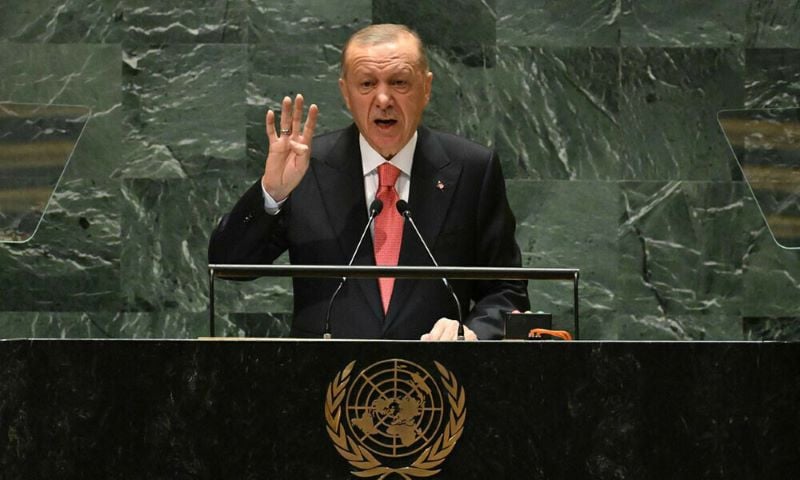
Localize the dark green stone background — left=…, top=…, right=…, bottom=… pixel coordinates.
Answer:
left=1, top=0, right=798, bottom=340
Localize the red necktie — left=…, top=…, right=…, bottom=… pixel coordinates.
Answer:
left=373, top=163, right=403, bottom=313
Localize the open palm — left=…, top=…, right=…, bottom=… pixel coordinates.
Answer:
left=262, top=94, right=319, bottom=201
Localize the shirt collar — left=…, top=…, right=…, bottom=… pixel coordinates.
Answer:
left=360, top=131, right=417, bottom=176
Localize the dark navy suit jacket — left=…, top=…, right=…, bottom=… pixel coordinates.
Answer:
left=209, top=124, right=529, bottom=339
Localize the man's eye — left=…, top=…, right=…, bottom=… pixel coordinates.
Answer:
left=392, top=80, right=408, bottom=86
left=360, top=81, right=374, bottom=88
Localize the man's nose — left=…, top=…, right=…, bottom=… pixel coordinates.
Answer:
left=375, top=85, right=392, bottom=108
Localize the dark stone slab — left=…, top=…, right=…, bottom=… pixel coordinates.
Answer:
left=123, top=0, right=247, bottom=44
left=508, top=180, right=618, bottom=338
left=746, top=0, right=800, bottom=47
left=619, top=48, right=744, bottom=180
left=120, top=44, right=247, bottom=179
left=493, top=47, right=622, bottom=180
left=247, top=0, right=371, bottom=46
left=373, top=0, right=496, bottom=48
left=617, top=181, right=749, bottom=337
left=424, top=45, right=497, bottom=147
left=245, top=43, right=349, bottom=178
left=0, top=0, right=124, bottom=43
left=745, top=49, right=800, bottom=109
left=1, top=340, right=799, bottom=479
left=620, top=0, right=746, bottom=47
left=497, top=0, right=621, bottom=47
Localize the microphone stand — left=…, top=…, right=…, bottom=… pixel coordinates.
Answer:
left=323, top=199, right=383, bottom=339
left=395, top=200, right=465, bottom=340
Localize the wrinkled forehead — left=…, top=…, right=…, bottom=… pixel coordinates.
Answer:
left=342, top=33, right=426, bottom=77
left=345, top=42, right=420, bottom=75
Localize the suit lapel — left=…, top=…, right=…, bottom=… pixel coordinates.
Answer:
left=311, top=125, right=384, bottom=322
left=384, top=127, right=463, bottom=333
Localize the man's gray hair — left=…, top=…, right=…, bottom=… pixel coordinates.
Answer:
left=340, top=24, right=429, bottom=77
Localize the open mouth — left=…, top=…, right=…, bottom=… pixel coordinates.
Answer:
left=374, top=119, right=398, bottom=128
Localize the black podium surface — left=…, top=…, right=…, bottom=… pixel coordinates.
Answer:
left=1, top=340, right=798, bottom=479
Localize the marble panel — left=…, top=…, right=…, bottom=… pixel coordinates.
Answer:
left=0, top=43, right=123, bottom=180
left=212, top=264, right=293, bottom=316
left=0, top=177, right=120, bottom=311
left=226, top=312, right=291, bottom=338
left=0, top=307, right=287, bottom=340
left=120, top=177, right=293, bottom=322
left=373, top=0, right=496, bottom=47
left=122, top=0, right=247, bottom=43
left=121, top=177, right=224, bottom=314
left=619, top=48, right=744, bottom=180
left=744, top=49, right=800, bottom=108
left=1, top=1, right=798, bottom=341
left=741, top=206, right=800, bottom=318
left=508, top=179, right=619, bottom=339
left=743, top=316, right=800, bottom=340
left=0, top=310, right=229, bottom=339
left=113, top=311, right=213, bottom=338
left=119, top=44, right=247, bottom=179
left=0, top=311, right=214, bottom=339
left=424, top=46, right=496, bottom=148
left=620, top=0, right=747, bottom=47
left=496, top=0, right=621, bottom=47
left=601, top=313, right=745, bottom=340
left=248, top=0, right=371, bottom=45
left=493, top=46, right=623, bottom=180
left=0, top=311, right=115, bottom=339
left=0, top=0, right=124, bottom=43
left=0, top=43, right=123, bottom=312
left=746, top=0, right=800, bottom=47
left=246, top=43, right=350, bottom=177
left=616, top=181, right=749, bottom=339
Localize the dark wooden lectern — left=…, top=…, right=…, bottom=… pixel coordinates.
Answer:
left=1, top=339, right=798, bottom=479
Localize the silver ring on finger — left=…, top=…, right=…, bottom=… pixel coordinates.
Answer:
left=281, top=129, right=291, bottom=135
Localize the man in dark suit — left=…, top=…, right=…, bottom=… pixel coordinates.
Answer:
left=209, top=24, right=529, bottom=340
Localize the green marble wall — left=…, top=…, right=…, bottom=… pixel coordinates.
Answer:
left=1, top=0, right=798, bottom=340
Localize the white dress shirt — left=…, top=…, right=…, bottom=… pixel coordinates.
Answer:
left=359, top=132, right=415, bottom=215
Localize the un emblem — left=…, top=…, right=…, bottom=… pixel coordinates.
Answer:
left=325, top=359, right=466, bottom=478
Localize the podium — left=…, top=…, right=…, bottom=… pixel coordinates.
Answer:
left=1, top=339, right=799, bottom=479
left=207, top=264, right=582, bottom=338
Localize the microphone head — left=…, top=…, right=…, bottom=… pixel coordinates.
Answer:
left=395, top=199, right=409, bottom=216
left=369, top=199, right=384, bottom=216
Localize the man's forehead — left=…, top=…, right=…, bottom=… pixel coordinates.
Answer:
left=344, top=37, right=422, bottom=68
left=348, top=46, right=417, bottom=70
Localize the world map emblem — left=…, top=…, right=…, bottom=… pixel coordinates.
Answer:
left=325, top=359, right=467, bottom=478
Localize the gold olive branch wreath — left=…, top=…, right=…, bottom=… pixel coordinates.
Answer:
left=325, top=360, right=467, bottom=479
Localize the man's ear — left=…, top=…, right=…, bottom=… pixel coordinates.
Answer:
left=339, top=77, right=351, bottom=110
left=424, top=71, right=433, bottom=103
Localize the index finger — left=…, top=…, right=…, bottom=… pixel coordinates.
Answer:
left=265, top=109, right=277, bottom=143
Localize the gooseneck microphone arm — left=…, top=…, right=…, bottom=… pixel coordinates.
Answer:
left=323, top=199, right=384, bottom=339
left=395, top=200, right=465, bottom=341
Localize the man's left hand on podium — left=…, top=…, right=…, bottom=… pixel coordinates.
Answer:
left=420, top=318, right=478, bottom=341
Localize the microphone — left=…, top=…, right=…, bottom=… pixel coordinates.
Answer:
left=395, top=200, right=465, bottom=341
left=323, top=199, right=383, bottom=339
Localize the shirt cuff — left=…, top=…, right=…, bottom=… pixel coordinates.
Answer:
left=261, top=182, right=285, bottom=215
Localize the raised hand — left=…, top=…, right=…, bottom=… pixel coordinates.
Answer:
left=262, top=94, right=319, bottom=202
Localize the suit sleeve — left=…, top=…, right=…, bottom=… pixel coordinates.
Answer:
left=464, top=152, right=530, bottom=339
left=208, top=180, right=289, bottom=266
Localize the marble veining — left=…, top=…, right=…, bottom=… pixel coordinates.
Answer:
left=1, top=0, right=799, bottom=339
